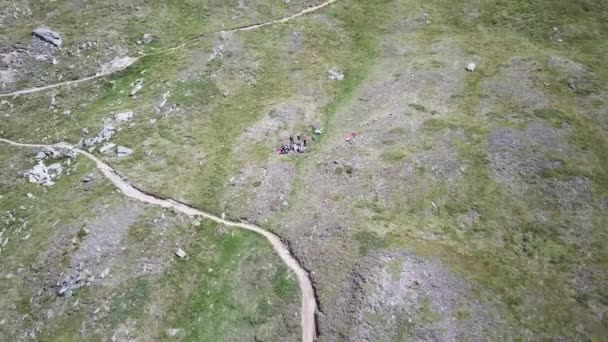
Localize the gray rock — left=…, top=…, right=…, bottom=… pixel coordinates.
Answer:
left=82, top=138, right=96, bottom=147
left=167, top=328, right=181, bottom=337
left=56, top=272, right=88, bottom=297
left=130, top=79, right=143, bottom=96
left=53, top=145, right=77, bottom=159
left=114, top=111, right=134, bottom=122
left=99, top=143, right=116, bottom=155
left=97, top=124, right=115, bottom=141
left=99, top=56, right=138, bottom=75
left=24, top=162, right=53, bottom=186
left=81, top=174, right=95, bottom=183
left=47, top=163, right=63, bottom=181
left=143, top=33, right=155, bottom=45
left=48, top=163, right=63, bottom=176
left=32, top=27, right=62, bottom=47
left=82, top=127, right=89, bottom=135
left=116, top=146, right=133, bottom=157
left=34, top=151, right=47, bottom=160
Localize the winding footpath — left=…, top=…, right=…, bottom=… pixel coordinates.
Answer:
left=0, top=0, right=338, bottom=99
left=0, top=138, right=317, bottom=342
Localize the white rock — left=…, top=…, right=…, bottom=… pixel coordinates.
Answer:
left=34, top=151, right=47, bottom=160
left=97, top=124, right=115, bottom=141
left=466, top=63, right=476, bottom=72
left=116, top=146, right=133, bottom=157
left=143, top=34, right=155, bottom=45
left=167, top=328, right=181, bottom=337
left=99, top=56, right=138, bottom=75
left=130, top=79, right=143, bottom=96
left=327, top=69, right=344, bottom=81
left=99, top=143, right=116, bottom=154
left=48, top=163, right=62, bottom=172
left=100, top=268, right=110, bottom=279
left=114, top=111, right=134, bottom=122
left=174, top=248, right=187, bottom=259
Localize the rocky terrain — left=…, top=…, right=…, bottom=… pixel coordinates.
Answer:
left=1, top=0, right=608, bottom=341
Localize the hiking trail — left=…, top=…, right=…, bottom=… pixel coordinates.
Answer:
left=0, top=137, right=317, bottom=342
left=0, top=0, right=338, bottom=98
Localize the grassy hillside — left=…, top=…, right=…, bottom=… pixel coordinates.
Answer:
left=1, top=0, right=607, bottom=340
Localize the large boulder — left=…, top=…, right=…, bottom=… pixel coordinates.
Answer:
left=32, top=27, right=62, bottom=47
left=24, top=161, right=60, bottom=186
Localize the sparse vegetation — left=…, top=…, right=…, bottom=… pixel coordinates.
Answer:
left=1, top=0, right=608, bottom=340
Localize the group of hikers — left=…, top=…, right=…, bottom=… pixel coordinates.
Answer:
left=276, top=134, right=308, bottom=155
left=275, top=128, right=356, bottom=155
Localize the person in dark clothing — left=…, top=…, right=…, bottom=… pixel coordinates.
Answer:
left=303, top=136, right=307, bottom=147
left=289, top=136, right=294, bottom=143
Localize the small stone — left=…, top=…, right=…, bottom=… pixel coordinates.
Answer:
left=130, top=79, right=143, bottom=96
left=26, top=193, right=34, bottom=199
left=114, top=111, right=134, bottom=122
left=99, top=56, right=138, bottom=75
left=174, top=248, right=187, bottom=259
left=48, top=163, right=62, bottom=172
left=82, top=138, right=96, bottom=147
left=100, top=268, right=110, bottom=279
left=149, top=119, right=157, bottom=125
left=167, top=328, right=181, bottom=337
left=98, top=124, right=115, bottom=141
left=99, top=143, right=116, bottom=154
left=116, top=146, right=133, bottom=157
left=82, top=127, right=89, bottom=135
left=465, top=63, right=476, bottom=72
left=568, top=78, right=576, bottom=90
left=143, top=34, right=155, bottom=45
left=81, top=174, right=95, bottom=183
left=327, top=69, right=344, bottom=81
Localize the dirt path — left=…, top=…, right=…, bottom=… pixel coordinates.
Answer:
left=0, top=138, right=317, bottom=342
left=0, top=0, right=338, bottom=98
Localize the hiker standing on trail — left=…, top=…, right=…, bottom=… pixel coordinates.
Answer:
left=346, top=132, right=357, bottom=143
